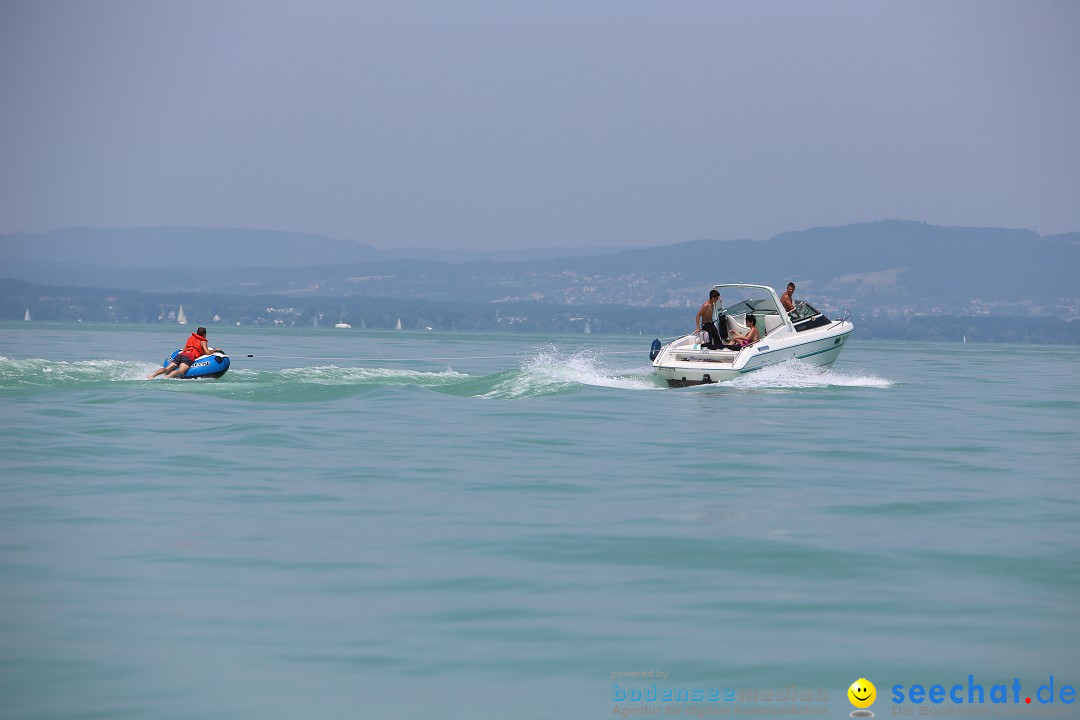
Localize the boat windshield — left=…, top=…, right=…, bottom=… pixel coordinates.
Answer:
left=788, top=300, right=824, bottom=322
left=714, top=286, right=782, bottom=319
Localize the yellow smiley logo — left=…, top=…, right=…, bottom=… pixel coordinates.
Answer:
left=848, top=678, right=876, bottom=708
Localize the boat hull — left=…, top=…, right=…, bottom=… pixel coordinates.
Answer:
left=653, top=325, right=853, bottom=387
left=164, top=350, right=231, bottom=379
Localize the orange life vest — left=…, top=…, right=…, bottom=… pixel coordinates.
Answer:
left=182, top=332, right=207, bottom=360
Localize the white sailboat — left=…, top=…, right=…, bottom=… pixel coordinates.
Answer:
left=335, top=304, right=351, bottom=329
left=395, top=317, right=402, bottom=330
left=24, top=308, right=31, bottom=322
left=584, top=320, right=591, bottom=334
left=177, top=305, right=187, bottom=325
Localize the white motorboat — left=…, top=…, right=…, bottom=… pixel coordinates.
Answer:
left=650, top=284, right=854, bottom=386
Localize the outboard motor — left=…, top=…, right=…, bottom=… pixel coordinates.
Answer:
left=649, top=338, right=662, bottom=361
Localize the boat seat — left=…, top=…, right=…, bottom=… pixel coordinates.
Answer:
left=725, top=314, right=748, bottom=337
left=763, top=314, right=784, bottom=335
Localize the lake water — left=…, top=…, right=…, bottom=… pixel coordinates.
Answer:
left=1, top=323, right=1077, bottom=719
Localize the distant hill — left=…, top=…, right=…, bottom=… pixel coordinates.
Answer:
left=381, top=245, right=644, bottom=262
left=2, top=221, right=1077, bottom=317
left=0, top=226, right=637, bottom=268
left=761, top=222, right=1073, bottom=304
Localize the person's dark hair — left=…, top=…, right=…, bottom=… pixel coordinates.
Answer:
left=709, top=290, right=720, bottom=299
left=197, top=326, right=207, bottom=336
left=746, top=315, right=756, bottom=326
left=787, top=283, right=795, bottom=291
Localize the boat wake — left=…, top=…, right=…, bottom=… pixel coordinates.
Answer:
left=0, top=357, right=154, bottom=386
left=262, top=346, right=660, bottom=399
left=1, top=352, right=890, bottom=400
left=476, top=345, right=660, bottom=398
left=725, top=359, right=895, bottom=389
left=0, top=350, right=659, bottom=400
left=278, top=364, right=470, bottom=388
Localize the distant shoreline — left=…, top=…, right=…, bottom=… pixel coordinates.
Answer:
left=3, top=290, right=1078, bottom=346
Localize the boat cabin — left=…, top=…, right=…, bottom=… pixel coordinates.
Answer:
left=711, top=284, right=832, bottom=341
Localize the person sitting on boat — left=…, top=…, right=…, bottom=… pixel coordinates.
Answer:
left=780, top=282, right=796, bottom=313
left=695, top=289, right=726, bottom=349
left=147, top=326, right=215, bottom=379
left=728, top=315, right=759, bottom=348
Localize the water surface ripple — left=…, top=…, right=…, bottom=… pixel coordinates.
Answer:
left=1, top=325, right=1077, bottom=718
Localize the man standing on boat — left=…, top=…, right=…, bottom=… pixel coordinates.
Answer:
left=147, top=326, right=214, bottom=379
left=695, top=290, right=725, bottom=349
left=781, top=282, right=796, bottom=313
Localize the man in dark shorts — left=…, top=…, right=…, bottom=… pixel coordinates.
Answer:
left=695, top=290, right=726, bottom=349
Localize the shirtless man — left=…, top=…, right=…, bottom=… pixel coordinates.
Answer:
left=780, top=282, right=796, bottom=313
left=695, top=290, right=724, bottom=349
left=729, top=315, right=759, bottom=347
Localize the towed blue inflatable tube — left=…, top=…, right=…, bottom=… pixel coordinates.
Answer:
left=164, top=349, right=231, bottom=379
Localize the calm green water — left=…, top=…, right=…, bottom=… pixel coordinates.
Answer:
left=1, top=324, right=1077, bottom=719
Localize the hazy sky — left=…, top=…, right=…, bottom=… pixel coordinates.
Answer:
left=1, top=0, right=1077, bottom=250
